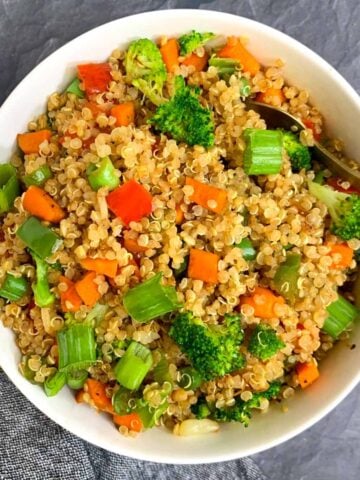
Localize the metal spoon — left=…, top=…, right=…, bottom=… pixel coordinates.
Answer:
left=247, top=100, right=360, bottom=189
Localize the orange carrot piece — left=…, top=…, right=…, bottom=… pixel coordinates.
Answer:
left=175, top=204, right=184, bottom=225
left=59, top=276, right=83, bottom=313
left=326, top=242, right=353, bottom=269
left=80, top=258, right=118, bottom=279
left=218, top=36, right=260, bottom=76
left=17, top=130, right=52, bottom=154
left=123, top=237, right=147, bottom=254
left=86, top=379, right=114, bottom=413
left=188, top=248, right=219, bottom=284
left=296, top=362, right=320, bottom=389
left=110, top=102, right=135, bottom=127
left=23, top=185, right=65, bottom=223
left=160, top=38, right=180, bottom=72
left=185, top=177, right=227, bottom=214
left=75, top=389, right=85, bottom=403
left=256, top=88, right=285, bottom=106
left=113, top=413, right=143, bottom=432
left=181, top=52, right=209, bottom=72
left=240, top=286, right=285, bottom=319
left=75, top=272, right=101, bottom=307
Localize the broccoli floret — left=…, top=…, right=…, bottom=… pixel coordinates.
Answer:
left=178, top=30, right=215, bottom=56
left=193, top=382, right=282, bottom=426
left=125, top=38, right=167, bottom=106
left=149, top=76, right=215, bottom=147
left=169, top=311, right=245, bottom=381
left=282, top=130, right=311, bottom=172
left=248, top=323, right=285, bottom=361
left=309, top=181, right=360, bottom=240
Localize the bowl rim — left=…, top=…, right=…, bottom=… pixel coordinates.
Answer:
left=1, top=8, right=360, bottom=464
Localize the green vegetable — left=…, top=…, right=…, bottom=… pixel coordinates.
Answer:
left=0, top=273, right=29, bottom=302
left=0, top=164, right=20, bottom=214
left=208, top=56, right=240, bottom=80
left=66, top=78, right=85, bottom=98
left=308, top=181, right=360, bottom=240
left=206, top=382, right=281, bottom=426
left=86, top=157, right=119, bottom=191
left=248, top=324, right=285, bottom=361
left=123, top=272, right=182, bottom=323
left=178, top=366, right=203, bottom=391
left=239, top=77, right=251, bottom=98
left=169, top=312, right=245, bottom=381
left=57, top=324, right=97, bottom=373
left=235, top=238, right=256, bottom=261
left=84, top=303, right=109, bottom=327
left=30, top=251, right=55, bottom=308
left=273, top=253, right=301, bottom=302
left=67, top=370, right=88, bottom=390
left=125, top=38, right=167, bottom=106
left=191, top=396, right=212, bottom=419
left=135, top=397, right=168, bottom=428
left=153, top=354, right=173, bottom=385
left=19, top=356, right=40, bottom=384
left=150, top=75, right=215, bottom=148
left=44, top=370, right=67, bottom=397
left=243, top=129, right=283, bottom=175
left=112, top=388, right=135, bottom=415
left=178, top=30, right=215, bottom=55
left=16, top=216, right=62, bottom=260
left=322, top=295, right=359, bottom=338
left=23, top=165, right=53, bottom=187
left=282, top=130, right=311, bottom=172
left=173, top=256, right=189, bottom=280
left=114, top=341, right=153, bottom=390
left=313, top=170, right=325, bottom=185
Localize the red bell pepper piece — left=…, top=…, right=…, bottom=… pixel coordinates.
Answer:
left=106, top=180, right=153, bottom=225
left=326, top=177, right=360, bottom=195
left=302, top=119, right=321, bottom=142
left=77, top=63, right=112, bottom=96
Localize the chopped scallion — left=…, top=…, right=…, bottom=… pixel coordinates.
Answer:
left=87, top=157, right=119, bottom=191
left=0, top=164, right=20, bottom=214
left=31, top=251, right=55, bottom=308
left=23, top=165, right=53, bottom=187
left=16, top=216, right=62, bottom=260
left=57, top=324, right=97, bottom=373
left=112, top=388, right=135, bottom=415
left=44, top=370, right=67, bottom=397
left=84, top=303, right=109, bottom=327
left=135, top=398, right=168, bottom=428
left=235, top=238, right=256, bottom=261
left=114, top=341, right=153, bottom=390
left=243, top=129, right=283, bottom=175
left=273, top=253, right=301, bottom=302
left=239, top=77, right=251, bottom=98
left=123, top=272, right=182, bottom=323
left=66, top=78, right=84, bottom=98
left=67, top=370, right=88, bottom=390
left=208, top=56, right=240, bottom=80
left=0, top=273, right=29, bottom=301
left=323, top=295, right=359, bottom=338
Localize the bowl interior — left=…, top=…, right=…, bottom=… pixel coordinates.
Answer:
left=0, top=9, right=359, bottom=464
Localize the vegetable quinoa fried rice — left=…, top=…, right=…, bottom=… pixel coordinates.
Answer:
left=1, top=31, right=360, bottom=437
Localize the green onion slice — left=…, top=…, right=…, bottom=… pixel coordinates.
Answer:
left=243, top=128, right=283, bottom=176
left=112, top=388, right=135, bottom=415
left=84, top=303, right=109, bottom=327
left=323, top=295, right=359, bottom=338
left=123, top=272, right=182, bottom=323
left=16, top=216, right=62, bottom=260
left=0, top=164, right=20, bottom=215
left=235, top=238, right=256, bottom=261
left=135, top=398, right=168, bottom=429
left=87, top=157, right=120, bottom=192
left=67, top=370, right=88, bottom=390
left=208, top=56, right=240, bottom=80
left=31, top=251, right=55, bottom=308
left=44, top=370, right=67, bottom=397
left=114, top=341, right=153, bottom=390
left=273, top=253, right=301, bottom=302
left=57, top=324, right=97, bottom=373
left=0, top=273, right=29, bottom=302
left=23, top=165, right=53, bottom=187
left=239, top=77, right=251, bottom=98
left=66, top=78, right=84, bottom=98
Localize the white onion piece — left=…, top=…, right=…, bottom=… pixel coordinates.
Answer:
left=174, top=419, right=219, bottom=436
left=204, top=35, right=227, bottom=53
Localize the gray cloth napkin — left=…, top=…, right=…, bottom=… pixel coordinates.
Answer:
left=0, top=0, right=359, bottom=479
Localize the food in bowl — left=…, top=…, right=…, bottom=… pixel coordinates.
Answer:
left=1, top=30, right=359, bottom=438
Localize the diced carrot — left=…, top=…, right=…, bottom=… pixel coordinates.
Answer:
left=110, top=102, right=135, bottom=127
left=123, top=237, right=148, bottom=254
left=59, top=276, right=83, bottom=313
left=185, top=177, right=227, bottom=214
left=80, top=258, right=118, bottom=278
left=181, top=52, right=209, bottom=72
left=86, top=379, right=114, bottom=413
left=218, top=36, right=260, bottom=76
left=23, top=186, right=65, bottom=223
left=106, top=180, right=153, bottom=225
left=240, top=286, right=285, bottom=319
left=75, top=389, right=85, bottom=403
left=17, top=130, right=52, bottom=154
left=296, top=362, right=319, bottom=389
left=302, top=119, right=321, bottom=142
left=256, top=88, right=285, bottom=106
left=77, top=63, right=112, bottom=96
left=188, top=248, right=219, bottom=284
left=75, top=272, right=101, bottom=307
left=326, top=177, right=360, bottom=195
left=160, top=38, right=179, bottom=73
left=325, top=242, right=353, bottom=269
left=113, top=413, right=143, bottom=432
left=175, top=204, right=184, bottom=225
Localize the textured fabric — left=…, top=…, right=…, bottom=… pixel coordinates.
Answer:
left=0, top=0, right=359, bottom=479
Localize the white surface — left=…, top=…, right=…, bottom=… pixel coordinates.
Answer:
left=0, top=9, right=360, bottom=465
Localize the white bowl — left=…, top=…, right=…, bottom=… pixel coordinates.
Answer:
left=0, top=9, right=359, bottom=464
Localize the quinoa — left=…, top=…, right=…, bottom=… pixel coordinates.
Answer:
left=0, top=34, right=357, bottom=436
